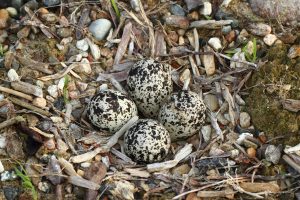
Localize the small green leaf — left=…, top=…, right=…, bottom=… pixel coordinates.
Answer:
left=14, top=166, right=38, bottom=200
left=111, top=0, right=120, bottom=19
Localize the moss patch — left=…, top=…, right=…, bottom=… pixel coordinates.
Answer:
left=246, top=43, right=300, bottom=145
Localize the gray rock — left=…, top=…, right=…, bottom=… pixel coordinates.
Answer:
left=239, top=112, right=251, bottom=128
left=43, top=0, right=60, bottom=6
left=170, top=4, right=185, bottom=16
left=184, top=0, right=203, bottom=11
left=57, top=27, right=72, bottom=38
left=76, top=38, right=89, bottom=51
left=89, top=19, right=112, bottom=41
left=222, top=25, right=232, bottom=34
left=3, top=186, right=20, bottom=200
left=11, top=0, right=23, bottom=10
left=204, top=94, right=219, bottom=111
left=265, top=145, right=282, bottom=164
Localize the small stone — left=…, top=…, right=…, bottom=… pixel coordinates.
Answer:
left=130, top=0, right=140, bottom=12
left=184, top=0, right=203, bottom=11
left=1, top=171, right=17, bottom=181
left=47, top=85, right=58, bottom=98
left=7, top=69, right=19, bottom=82
left=230, top=48, right=247, bottom=68
left=222, top=25, right=232, bottom=34
left=287, top=45, right=300, bottom=59
left=168, top=31, right=178, bottom=43
left=248, top=23, right=271, bottom=36
left=178, top=36, right=185, bottom=45
left=6, top=7, right=18, bottom=17
left=0, top=135, right=6, bottom=148
left=0, top=160, right=4, bottom=173
left=263, top=34, right=277, bottom=46
left=201, top=125, right=212, bottom=142
left=3, top=186, right=20, bottom=200
left=87, top=38, right=101, bottom=60
left=40, top=13, right=57, bottom=23
left=208, top=37, right=222, bottom=51
left=43, top=0, right=60, bottom=6
left=265, top=145, right=281, bottom=164
left=80, top=162, right=91, bottom=168
left=75, top=80, right=88, bottom=92
left=165, top=15, right=190, bottom=29
left=57, top=27, right=72, bottom=38
left=38, top=181, right=51, bottom=192
left=0, top=9, right=9, bottom=29
left=235, top=94, right=245, bottom=106
left=247, top=147, right=256, bottom=158
left=32, top=97, right=47, bottom=108
left=74, top=58, right=91, bottom=74
left=202, top=45, right=215, bottom=76
left=199, top=2, right=212, bottom=16
left=239, top=112, right=251, bottom=128
left=89, top=19, right=112, bottom=41
left=76, top=38, right=89, bottom=51
left=0, top=30, right=8, bottom=43
left=225, top=30, right=236, bottom=43
left=170, top=4, right=185, bottom=16
left=172, top=164, right=191, bottom=176
left=187, top=10, right=199, bottom=20
left=204, top=94, right=219, bottom=111
left=217, top=113, right=229, bottom=125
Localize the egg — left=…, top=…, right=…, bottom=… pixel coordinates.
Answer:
left=158, top=90, right=206, bottom=141
left=124, top=119, right=171, bottom=163
left=86, top=89, right=138, bottom=134
left=127, top=59, right=173, bottom=118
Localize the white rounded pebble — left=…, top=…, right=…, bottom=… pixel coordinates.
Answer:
left=76, top=38, right=89, bottom=51
left=7, top=69, right=19, bottom=82
left=6, top=7, right=18, bottom=17
left=208, top=37, right=222, bottom=51
left=80, top=162, right=91, bottom=168
left=263, top=34, right=277, bottom=46
left=80, top=58, right=92, bottom=74
left=32, top=97, right=47, bottom=108
left=200, top=2, right=212, bottom=16
left=0, top=161, right=4, bottom=173
left=201, top=125, right=212, bottom=143
left=47, top=85, right=58, bottom=98
left=38, top=181, right=51, bottom=192
left=0, top=135, right=6, bottom=148
left=239, top=112, right=251, bottom=128
left=89, top=19, right=112, bottom=41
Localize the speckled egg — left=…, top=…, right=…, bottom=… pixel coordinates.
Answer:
left=86, top=89, right=138, bottom=134
left=127, top=59, right=173, bottom=118
left=158, top=90, right=206, bottom=141
left=124, top=119, right=171, bottom=163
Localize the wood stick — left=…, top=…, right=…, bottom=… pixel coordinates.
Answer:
left=9, top=97, right=51, bottom=117
left=0, top=116, right=25, bottom=129
left=11, top=81, right=43, bottom=98
left=0, top=86, right=33, bottom=101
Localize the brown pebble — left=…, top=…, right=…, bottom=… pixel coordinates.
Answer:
left=186, top=192, right=201, bottom=200
left=225, top=30, right=236, bottom=43
left=187, top=11, right=199, bottom=20
left=247, top=147, right=256, bottom=158
left=0, top=9, right=9, bottom=29
left=165, top=15, right=190, bottom=29
left=168, top=31, right=179, bottom=43
left=32, top=97, right=47, bottom=108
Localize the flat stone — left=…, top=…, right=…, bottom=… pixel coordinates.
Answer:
left=32, top=97, right=47, bottom=108
left=204, top=94, right=219, bottom=111
left=263, top=34, right=277, bottom=46
left=89, top=19, right=112, bottom=41
left=208, top=37, right=222, bottom=51
left=240, top=112, right=251, bottom=128
left=265, top=145, right=281, bottom=164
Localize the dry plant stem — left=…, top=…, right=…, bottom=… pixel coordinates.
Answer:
left=68, top=176, right=100, bottom=190
left=111, top=148, right=135, bottom=164
left=189, top=55, right=200, bottom=77
left=109, top=77, right=127, bottom=94
left=0, top=116, right=25, bottom=129
left=71, top=116, right=139, bottom=163
left=9, top=97, right=51, bottom=117
left=208, top=112, right=224, bottom=140
left=61, top=62, right=81, bottom=80
left=282, top=155, right=300, bottom=173
left=11, top=81, right=43, bottom=98
left=39, top=62, right=80, bottom=81
left=0, top=86, right=33, bottom=101
left=193, top=28, right=201, bottom=66
left=217, top=53, right=258, bottom=68
left=58, top=157, right=78, bottom=176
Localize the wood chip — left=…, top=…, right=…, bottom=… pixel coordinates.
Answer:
left=239, top=181, right=280, bottom=193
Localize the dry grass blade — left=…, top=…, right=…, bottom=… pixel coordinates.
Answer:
left=0, top=86, right=33, bottom=101
left=38, top=63, right=79, bottom=81
left=154, top=30, right=167, bottom=57
left=114, top=22, right=132, bottom=65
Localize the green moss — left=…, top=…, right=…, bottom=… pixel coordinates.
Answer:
left=246, top=43, right=300, bottom=145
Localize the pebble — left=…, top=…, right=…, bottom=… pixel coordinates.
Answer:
left=201, top=125, right=212, bottom=142
left=76, top=58, right=91, bottom=74
left=57, top=27, right=72, bottom=38
left=222, top=25, right=232, bottom=34
left=38, top=181, right=51, bottom=192
left=184, top=0, right=203, bottom=11
left=202, top=45, right=215, bottom=76
left=265, top=145, right=281, bottom=164
left=165, top=15, right=189, bottom=29
left=230, top=49, right=247, bottom=68
left=204, top=94, right=219, bottom=111
left=287, top=45, right=300, bottom=59
left=239, top=112, right=251, bottom=128
left=235, top=94, right=245, bottom=106
left=7, top=69, right=19, bottom=82
left=248, top=23, right=271, bottom=36
left=33, top=97, right=47, bottom=108
left=87, top=38, right=101, bottom=60
left=0, top=135, right=6, bottom=148
left=3, top=186, right=20, bottom=200
left=1, top=171, right=17, bottom=181
left=199, top=2, right=212, bottom=16
left=217, top=113, right=229, bottom=125
left=6, top=7, right=17, bottom=17
left=89, top=19, right=112, bottom=41
left=225, top=30, right=236, bottom=43
left=47, top=85, right=58, bottom=98
left=76, top=38, right=89, bottom=51
left=263, top=34, right=277, bottom=46
left=0, top=9, right=9, bottom=29
left=172, top=164, right=191, bottom=176
left=80, top=162, right=91, bottom=168
left=247, top=147, right=256, bottom=158
left=0, top=30, right=8, bottom=43
left=208, top=37, right=222, bottom=51
left=43, top=0, right=60, bottom=6
left=170, top=4, right=185, bottom=16
left=0, top=161, right=4, bottom=173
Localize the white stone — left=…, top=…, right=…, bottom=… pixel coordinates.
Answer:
left=6, top=7, right=18, bottom=17
left=79, top=58, right=92, bottom=74
left=76, top=38, right=89, bottom=51
left=32, top=97, right=47, bottom=108
left=38, top=181, right=51, bottom=192
left=263, top=34, right=277, bottom=46
left=47, top=85, right=58, bottom=98
left=200, top=2, right=212, bottom=15
left=87, top=38, right=101, bottom=60
left=202, top=45, right=216, bottom=75
left=89, top=19, right=112, bottom=41
left=36, top=80, right=44, bottom=88
left=80, top=162, right=91, bottom=168
left=239, top=112, right=251, bottom=128
left=57, top=77, right=66, bottom=92
left=0, top=161, right=4, bottom=173
left=56, top=44, right=64, bottom=51
left=0, top=94, right=4, bottom=101
left=0, top=136, right=5, bottom=148
left=208, top=37, right=222, bottom=51
left=230, top=48, right=247, bottom=68
left=7, top=69, right=19, bottom=82
left=201, top=125, right=212, bottom=143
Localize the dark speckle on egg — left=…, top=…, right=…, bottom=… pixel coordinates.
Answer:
left=127, top=59, right=173, bottom=118
left=124, top=119, right=171, bottom=163
left=158, top=90, right=206, bottom=141
left=86, top=89, right=138, bottom=134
